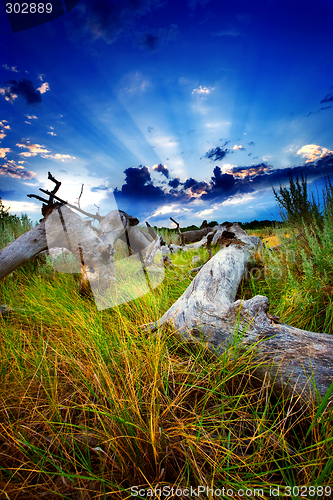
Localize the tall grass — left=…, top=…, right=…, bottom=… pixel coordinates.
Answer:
left=0, top=200, right=333, bottom=498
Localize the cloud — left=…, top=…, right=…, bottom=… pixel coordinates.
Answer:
left=210, top=166, right=235, bottom=191
left=0, top=148, right=11, bottom=158
left=226, top=163, right=273, bottom=179
left=150, top=203, right=182, bottom=217
left=215, top=30, right=239, bottom=37
left=42, top=153, right=76, bottom=161
left=123, top=72, right=150, bottom=93
left=233, top=144, right=245, bottom=151
left=297, top=144, right=333, bottom=163
left=1, top=79, right=42, bottom=105
left=37, top=82, right=50, bottom=94
left=0, top=160, right=36, bottom=179
left=247, top=141, right=255, bottom=146
left=0, top=120, right=10, bottom=130
left=1, top=200, right=40, bottom=212
left=187, top=180, right=210, bottom=195
left=192, top=85, right=215, bottom=95
left=112, top=154, right=333, bottom=219
left=25, top=114, right=38, bottom=120
left=204, top=146, right=230, bottom=161
left=17, top=142, right=51, bottom=157
left=153, top=163, right=169, bottom=178
left=0, top=120, right=10, bottom=141
left=168, top=177, right=181, bottom=188
left=320, top=91, right=333, bottom=104
left=77, top=0, right=163, bottom=44
left=16, top=142, right=75, bottom=161
left=47, top=131, right=57, bottom=136
left=90, top=185, right=109, bottom=192
left=2, top=64, right=19, bottom=72
left=139, top=24, right=178, bottom=51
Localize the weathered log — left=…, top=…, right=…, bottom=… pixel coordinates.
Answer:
left=170, top=217, right=184, bottom=245
left=161, top=231, right=217, bottom=256
left=146, top=221, right=159, bottom=240
left=0, top=206, right=135, bottom=286
left=144, top=232, right=333, bottom=404
left=0, top=221, right=49, bottom=280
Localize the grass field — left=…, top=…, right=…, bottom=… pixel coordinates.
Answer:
left=1, top=201, right=333, bottom=498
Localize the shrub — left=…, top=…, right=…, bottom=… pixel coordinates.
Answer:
left=272, top=172, right=322, bottom=227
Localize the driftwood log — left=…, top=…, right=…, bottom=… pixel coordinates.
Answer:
left=170, top=217, right=218, bottom=245
left=144, top=225, right=333, bottom=405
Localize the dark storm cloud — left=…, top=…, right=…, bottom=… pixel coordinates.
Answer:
left=79, top=0, right=163, bottom=44
left=247, top=141, right=255, bottom=146
left=204, top=146, right=230, bottom=161
left=211, top=166, right=235, bottom=190
left=168, top=177, right=181, bottom=188
left=113, top=155, right=333, bottom=213
left=139, top=24, right=178, bottom=52
left=2, top=79, right=42, bottom=105
left=153, top=163, right=169, bottom=178
left=114, top=165, right=166, bottom=202
left=188, top=181, right=210, bottom=195
left=229, top=163, right=273, bottom=177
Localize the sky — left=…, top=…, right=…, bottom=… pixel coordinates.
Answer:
left=1, top=0, right=333, bottom=228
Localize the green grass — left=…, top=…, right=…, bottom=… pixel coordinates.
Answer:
left=0, top=213, right=333, bottom=498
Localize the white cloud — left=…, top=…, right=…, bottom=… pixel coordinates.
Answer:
left=0, top=120, right=10, bottom=129
left=37, top=82, right=50, bottom=94
left=192, top=86, right=215, bottom=95
left=2, top=200, right=40, bottom=213
left=196, top=208, right=215, bottom=217
left=222, top=194, right=255, bottom=206
left=150, top=204, right=181, bottom=217
left=2, top=64, right=19, bottom=72
left=206, top=121, right=230, bottom=128
left=233, top=144, right=243, bottom=150
left=0, top=148, right=11, bottom=158
left=0, top=161, right=36, bottom=179
left=25, top=114, right=38, bottom=120
left=42, top=153, right=75, bottom=161
left=297, top=144, right=333, bottom=163
left=17, top=142, right=51, bottom=157
left=0, top=87, right=17, bottom=102
left=47, top=131, right=57, bottom=136
left=123, top=72, right=150, bottom=93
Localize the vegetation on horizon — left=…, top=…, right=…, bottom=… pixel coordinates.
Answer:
left=0, top=179, right=333, bottom=498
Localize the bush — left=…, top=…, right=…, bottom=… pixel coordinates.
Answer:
left=272, top=172, right=322, bottom=227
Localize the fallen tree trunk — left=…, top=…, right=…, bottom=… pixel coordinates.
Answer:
left=0, top=220, right=49, bottom=280
left=0, top=206, right=157, bottom=287
left=144, top=232, right=333, bottom=404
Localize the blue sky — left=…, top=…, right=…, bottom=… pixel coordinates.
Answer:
left=1, top=0, right=333, bottom=227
